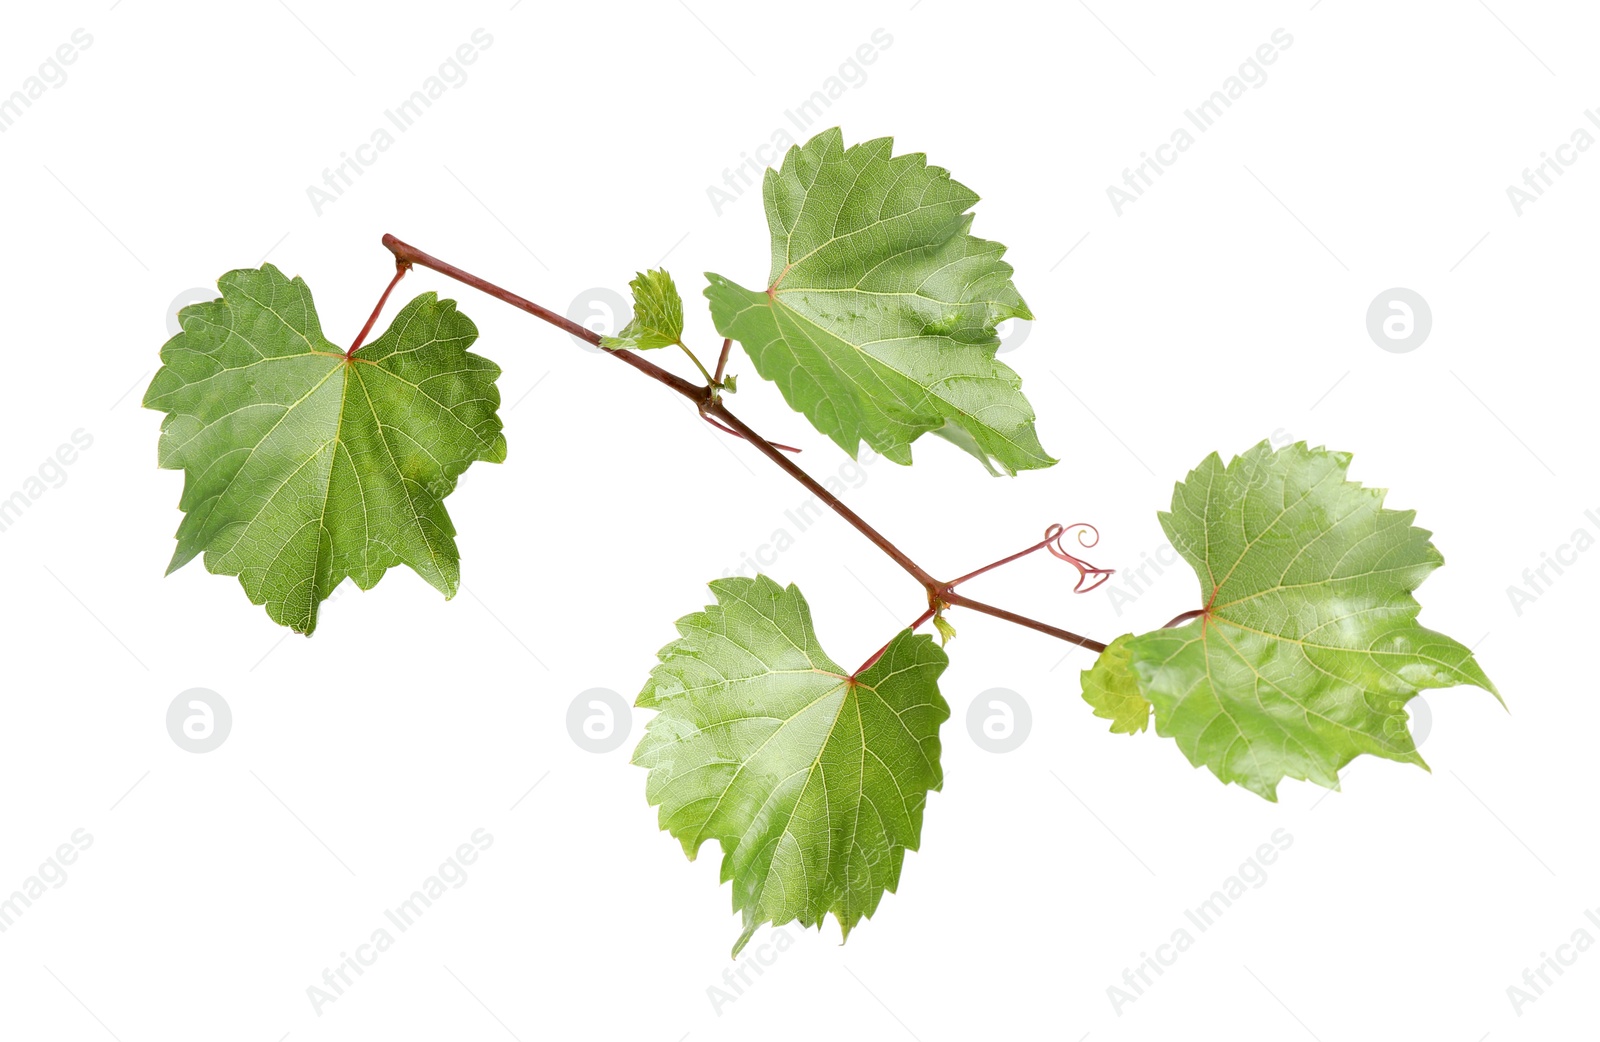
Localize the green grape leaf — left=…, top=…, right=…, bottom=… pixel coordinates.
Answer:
left=602, top=268, right=684, bottom=351
left=143, top=264, right=505, bottom=634
left=632, top=575, right=949, bottom=955
left=1080, top=634, right=1151, bottom=734
left=705, top=128, right=1050, bottom=475
left=1095, top=442, right=1498, bottom=801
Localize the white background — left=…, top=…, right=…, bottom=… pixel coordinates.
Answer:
left=0, top=0, right=1594, bottom=1038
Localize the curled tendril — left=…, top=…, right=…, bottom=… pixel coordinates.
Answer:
left=1043, top=522, right=1115, bottom=593
left=942, top=521, right=1118, bottom=594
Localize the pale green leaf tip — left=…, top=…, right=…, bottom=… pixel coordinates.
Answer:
left=1080, top=633, right=1152, bottom=736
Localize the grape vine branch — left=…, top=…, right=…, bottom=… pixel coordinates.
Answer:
left=146, top=129, right=1498, bottom=954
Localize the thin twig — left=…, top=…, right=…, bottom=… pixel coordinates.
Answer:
left=700, top=412, right=801, bottom=453
left=348, top=262, right=410, bottom=357
left=677, top=342, right=716, bottom=385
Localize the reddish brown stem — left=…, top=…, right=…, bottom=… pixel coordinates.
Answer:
left=703, top=401, right=941, bottom=590
left=384, top=234, right=930, bottom=585
left=348, top=263, right=410, bottom=357
left=1162, top=608, right=1207, bottom=628
left=382, top=234, right=703, bottom=398
left=941, top=591, right=1108, bottom=652
left=713, top=337, right=733, bottom=385
left=853, top=608, right=937, bottom=677
left=945, top=537, right=1052, bottom=588
left=380, top=232, right=1113, bottom=656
